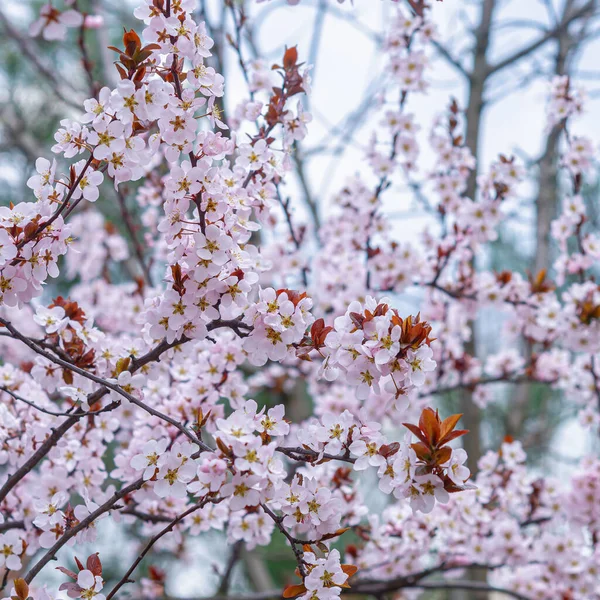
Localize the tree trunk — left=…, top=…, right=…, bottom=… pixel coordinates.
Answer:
left=454, top=2, right=496, bottom=599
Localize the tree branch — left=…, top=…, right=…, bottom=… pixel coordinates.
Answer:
left=106, top=496, right=224, bottom=600
left=0, top=10, right=83, bottom=111
left=24, top=477, right=146, bottom=583
left=116, top=187, right=154, bottom=287
left=487, top=0, right=595, bottom=76
left=0, top=316, right=219, bottom=452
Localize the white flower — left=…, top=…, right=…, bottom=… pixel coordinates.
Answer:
left=76, top=569, right=105, bottom=600
left=30, top=5, right=83, bottom=41
left=116, top=371, right=146, bottom=398
left=409, top=474, right=449, bottom=513
left=27, top=157, right=57, bottom=193
left=154, top=456, right=196, bottom=498
left=71, top=161, right=104, bottom=203
left=130, top=439, right=169, bottom=480
left=0, top=229, right=17, bottom=267
left=33, top=305, right=69, bottom=334
left=0, top=530, right=24, bottom=570
left=444, top=448, right=470, bottom=486
left=405, top=345, right=436, bottom=386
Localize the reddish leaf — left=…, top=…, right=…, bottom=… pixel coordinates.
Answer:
left=435, top=446, right=452, bottom=465
left=283, top=584, right=306, bottom=598
left=402, top=422, right=429, bottom=445
left=440, top=413, right=462, bottom=439
left=123, top=29, right=142, bottom=56
left=283, top=46, right=298, bottom=70
left=321, top=527, right=351, bottom=541
left=87, top=553, right=102, bottom=577
left=56, top=566, right=78, bottom=580
left=419, top=408, right=440, bottom=445
left=311, top=318, right=324, bottom=333
left=444, top=480, right=476, bottom=493
left=216, top=437, right=232, bottom=457
left=379, top=442, right=400, bottom=458
left=411, top=442, right=431, bottom=461
left=438, top=429, right=469, bottom=447
left=13, top=579, right=28, bottom=600
left=349, top=312, right=364, bottom=329
left=341, top=564, right=358, bottom=578
left=115, top=64, right=127, bottom=80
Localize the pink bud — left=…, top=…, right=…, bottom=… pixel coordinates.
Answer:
left=83, top=15, right=104, bottom=29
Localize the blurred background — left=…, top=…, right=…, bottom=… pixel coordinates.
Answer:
left=2, top=0, right=600, bottom=598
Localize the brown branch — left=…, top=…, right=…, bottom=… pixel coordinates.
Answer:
left=275, top=187, right=302, bottom=251
left=0, top=317, right=212, bottom=451
left=591, top=355, right=600, bottom=415
left=121, top=508, right=177, bottom=524
left=260, top=503, right=307, bottom=578
left=487, top=0, right=596, bottom=76
left=432, top=39, right=469, bottom=77
left=217, top=540, right=243, bottom=596
left=0, top=10, right=83, bottom=111
left=130, top=318, right=251, bottom=371
left=77, top=9, right=97, bottom=98
left=292, top=149, right=320, bottom=231
left=0, top=520, right=25, bottom=533
left=15, top=154, right=95, bottom=252
left=275, top=446, right=355, bottom=464
left=116, top=187, right=154, bottom=286
left=273, top=185, right=309, bottom=287
left=0, top=385, right=118, bottom=418
left=0, top=414, right=79, bottom=505
left=106, top=496, right=224, bottom=600
left=24, top=477, right=146, bottom=583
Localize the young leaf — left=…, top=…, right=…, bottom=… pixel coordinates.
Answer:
left=13, top=579, right=29, bottom=600
left=283, top=46, right=298, bottom=69
left=419, top=407, right=440, bottom=445
left=283, top=584, right=306, bottom=598
left=440, top=413, right=462, bottom=439
left=438, top=429, right=469, bottom=447
left=86, top=553, right=102, bottom=577
left=402, top=422, right=429, bottom=445
left=341, top=564, right=359, bottom=578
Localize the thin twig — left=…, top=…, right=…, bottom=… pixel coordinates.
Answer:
left=260, top=503, right=307, bottom=578
left=0, top=316, right=211, bottom=452
left=0, top=10, right=83, bottom=110
left=116, top=187, right=154, bottom=286
left=217, top=540, right=243, bottom=596
left=1, top=385, right=118, bottom=418
left=24, top=477, right=146, bottom=583
left=106, top=496, right=224, bottom=600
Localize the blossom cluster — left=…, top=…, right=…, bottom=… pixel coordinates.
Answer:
left=351, top=441, right=600, bottom=600
left=1, top=0, right=600, bottom=599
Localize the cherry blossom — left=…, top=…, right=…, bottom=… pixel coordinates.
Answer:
left=2, top=1, right=600, bottom=599
left=29, top=4, right=83, bottom=41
